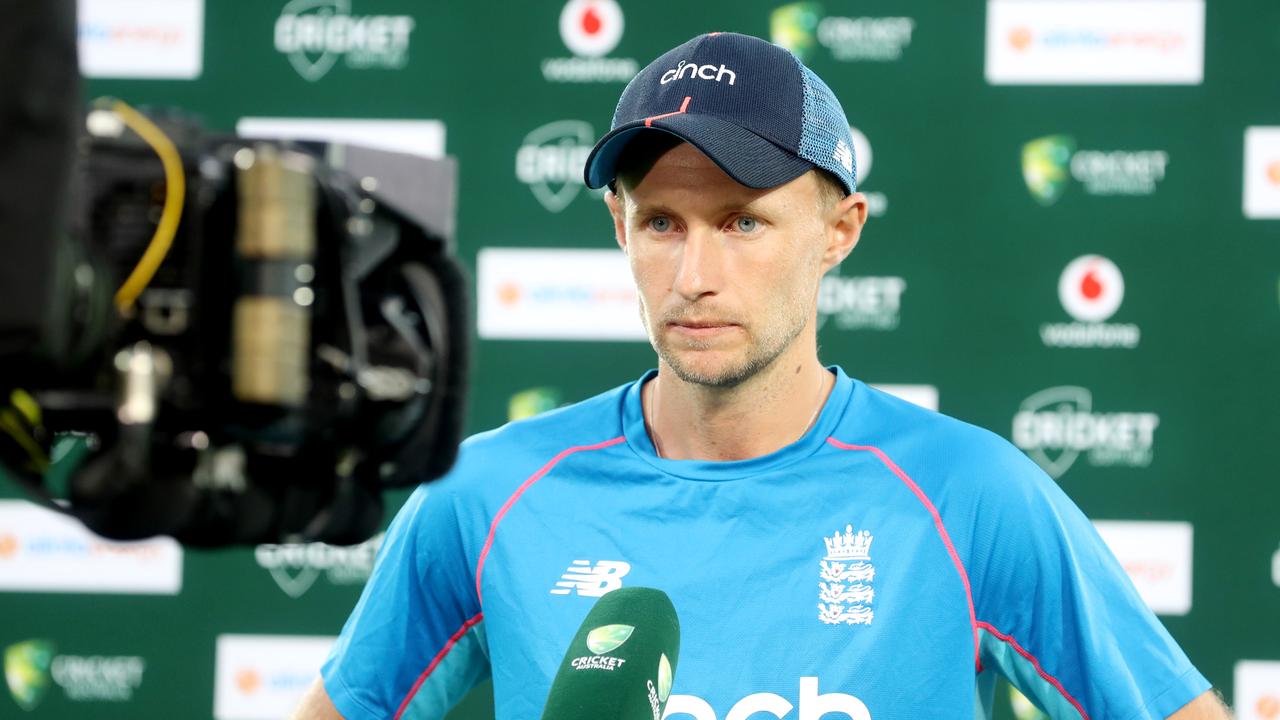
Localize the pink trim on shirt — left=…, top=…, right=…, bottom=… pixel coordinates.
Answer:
left=474, top=436, right=627, bottom=605
left=825, top=437, right=981, bottom=671
left=977, top=621, right=1091, bottom=719
left=393, top=611, right=485, bottom=720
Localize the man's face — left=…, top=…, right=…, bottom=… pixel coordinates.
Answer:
left=606, top=142, right=847, bottom=388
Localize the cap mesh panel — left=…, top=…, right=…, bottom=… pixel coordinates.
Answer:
left=795, top=62, right=858, bottom=194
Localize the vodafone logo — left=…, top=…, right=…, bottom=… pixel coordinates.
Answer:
left=1040, top=255, right=1139, bottom=349
left=849, top=127, right=872, bottom=186
left=846, top=125, right=887, bottom=216
left=1059, top=255, right=1123, bottom=322
left=559, top=0, right=623, bottom=57
left=543, top=0, right=636, bottom=82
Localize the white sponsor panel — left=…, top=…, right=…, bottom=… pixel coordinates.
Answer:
left=477, top=248, right=644, bottom=341
left=1092, top=521, right=1192, bottom=616
left=236, top=117, right=445, bottom=159
left=1235, top=661, right=1280, bottom=720
left=871, top=384, right=938, bottom=411
left=78, top=0, right=204, bottom=79
left=985, top=0, right=1204, bottom=85
left=1244, top=127, right=1280, bottom=220
left=0, top=500, right=182, bottom=594
left=214, top=635, right=334, bottom=720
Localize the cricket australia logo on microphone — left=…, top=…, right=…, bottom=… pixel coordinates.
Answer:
left=569, top=624, right=632, bottom=671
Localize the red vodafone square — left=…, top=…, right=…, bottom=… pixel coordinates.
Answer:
left=1058, top=255, right=1125, bottom=323
left=559, top=0, right=624, bottom=57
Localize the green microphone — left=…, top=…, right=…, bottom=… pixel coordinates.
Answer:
left=540, top=587, right=681, bottom=720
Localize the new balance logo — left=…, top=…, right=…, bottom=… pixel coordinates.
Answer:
left=550, top=560, right=631, bottom=596
left=834, top=140, right=854, bottom=174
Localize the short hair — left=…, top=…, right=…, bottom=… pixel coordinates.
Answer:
left=613, top=133, right=848, bottom=213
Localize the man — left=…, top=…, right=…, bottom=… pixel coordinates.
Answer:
left=295, top=32, right=1230, bottom=720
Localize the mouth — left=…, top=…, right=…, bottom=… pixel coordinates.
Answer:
left=667, top=320, right=739, bottom=338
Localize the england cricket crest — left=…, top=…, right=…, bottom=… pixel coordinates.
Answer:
left=818, top=524, right=875, bottom=626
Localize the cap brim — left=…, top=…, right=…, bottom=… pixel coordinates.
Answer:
left=584, top=114, right=814, bottom=192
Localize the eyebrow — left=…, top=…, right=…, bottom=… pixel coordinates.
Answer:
left=628, top=197, right=773, bottom=218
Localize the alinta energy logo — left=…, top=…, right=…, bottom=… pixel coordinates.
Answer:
left=1040, top=255, right=1140, bottom=349
left=4, top=640, right=146, bottom=709
left=1023, top=135, right=1169, bottom=205
left=1003, top=25, right=1189, bottom=56
left=770, top=2, right=915, bottom=63
left=516, top=120, right=599, bottom=213
left=232, top=665, right=311, bottom=697
left=253, top=534, right=382, bottom=599
left=1012, top=386, right=1160, bottom=479
left=0, top=532, right=17, bottom=558
left=273, top=0, right=415, bottom=82
left=542, top=0, right=637, bottom=83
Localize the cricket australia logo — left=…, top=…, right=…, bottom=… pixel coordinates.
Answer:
left=550, top=560, right=631, bottom=597
left=818, top=524, right=875, bottom=626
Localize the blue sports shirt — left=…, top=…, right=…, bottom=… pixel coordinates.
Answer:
left=322, top=367, right=1209, bottom=719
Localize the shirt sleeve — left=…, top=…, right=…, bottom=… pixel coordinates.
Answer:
left=967, top=446, right=1210, bottom=720
left=321, top=482, right=490, bottom=720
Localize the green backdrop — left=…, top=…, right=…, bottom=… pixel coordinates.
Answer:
left=1, top=1, right=1277, bottom=718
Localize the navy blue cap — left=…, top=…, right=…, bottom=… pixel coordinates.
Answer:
left=584, top=32, right=857, bottom=195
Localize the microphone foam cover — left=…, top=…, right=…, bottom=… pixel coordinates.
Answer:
left=540, top=587, right=680, bottom=720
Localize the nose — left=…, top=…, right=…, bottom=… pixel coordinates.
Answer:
left=671, top=225, right=724, bottom=301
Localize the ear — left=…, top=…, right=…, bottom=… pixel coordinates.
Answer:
left=604, top=190, right=628, bottom=253
left=820, top=192, right=868, bottom=273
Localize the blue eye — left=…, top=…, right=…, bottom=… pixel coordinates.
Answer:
left=649, top=217, right=672, bottom=233
left=735, top=216, right=758, bottom=232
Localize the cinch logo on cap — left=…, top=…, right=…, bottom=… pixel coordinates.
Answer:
left=659, top=60, right=738, bottom=85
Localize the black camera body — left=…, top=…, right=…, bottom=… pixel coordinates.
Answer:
left=0, top=3, right=469, bottom=545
